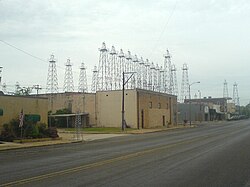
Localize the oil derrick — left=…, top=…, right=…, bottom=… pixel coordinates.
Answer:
left=108, top=46, right=117, bottom=90
left=171, top=64, right=178, bottom=97
left=159, top=66, right=165, bottom=93
left=125, top=51, right=132, bottom=72
left=63, top=58, right=74, bottom=92
left=142, top=59, right=148, bottom=90
left=180, top=63, right=189, bottom=103
left=78, top=63, right=88, bottom=93
left=2, top=83, right=6, bottom=94
left=91, top=66, right=98, bottom=92
left=114, top=48, right=121, bottom=90
left=46, top=54, right=58, bottom=93
left=125, top=51, right=132, bottom=89
left=163, top=49, right=172, bottom=93
left=154, top=64, right=159, bottom=91
left=144, top=59, right=150, bottom=90
left=118, top=49, right=125, bottom=89
left=137, top=57, right=144, bottom=89
left=14, top=82, right=20, bottom=94
left=131, top=54, right=139, bottom=89
left=148, top=62, right=154, bottom=91
left=233, top=82, right=240, bottom=113
left=223, top=80, right=229, bottom=98
left=97, top=42, right=108, bottom=91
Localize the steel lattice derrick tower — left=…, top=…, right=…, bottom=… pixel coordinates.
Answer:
left=78, top=62, right=88, bottom=93
left=144, top=59, right=150, bottom=90
left=125, top=51, right=132, bottom=89
left=148, top=62, right=154, bottom=91
left=91, top=66, right=98, bottom=92
left=223, top=80, right=229, bottom=98
left=131, top=54, right=139, bottom=89
left=153, top=63, right=158, bottom=91
left=171, top=64, right=178, bottom=97
left=233, top=82, right=240, bottom=110
left=125, top=51, right=132, bottom=72
left=108, top=46, right=117, bottom=90
left=137, top=57, right=144, bottom=89
left=15, top=81, right=20, bottom=93
left=46, top=54, right=58, bottom=93
left=163, top=49, right=172, bottom=93
left=180, top=63, right=189, bottom=103
left=97, top=42, right=108, bottom=91
left=63, top=58, right=74, bottom=92
left=2, top=83, right=6, bottom=93
left=114, top=49, right=121, bottom=90
left=169, top=65, right=174, bottom=95
left=155, top=64, right=160, bottom=92
left=159, top=66, right=164, bottom=92
left=118, top=49, right=125, bottom=89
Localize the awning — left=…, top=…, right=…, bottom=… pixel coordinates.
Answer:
left=49, top=113, right=89, bottom=118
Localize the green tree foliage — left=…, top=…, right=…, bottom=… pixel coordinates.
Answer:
left=240, top=104, right=250, bottom=117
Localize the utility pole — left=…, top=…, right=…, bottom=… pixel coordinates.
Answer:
left=189, top=81, right=200, bottom=126
left=121, top=71, right=136, bottom=131
left=33, top=85, right=42, bottom=95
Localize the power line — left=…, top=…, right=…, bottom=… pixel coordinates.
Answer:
left=0, top=39, right=47, bottom=63
left=149, top=0, right=178, bottom=59
left=0, top=39, right=80, bottom=74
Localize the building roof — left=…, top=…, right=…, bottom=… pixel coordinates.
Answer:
left=49, top=113, right=89, bottom=117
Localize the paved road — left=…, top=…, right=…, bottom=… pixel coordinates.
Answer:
left=1, top=120, right=250, bottom=187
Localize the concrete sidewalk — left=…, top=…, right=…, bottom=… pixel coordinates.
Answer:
left=0, top=125, right=192, bottom=151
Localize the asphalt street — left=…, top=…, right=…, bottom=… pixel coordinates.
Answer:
left=1, top=120, right=250, bottom=187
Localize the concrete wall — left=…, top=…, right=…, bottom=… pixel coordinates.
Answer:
left=96, top=90, right=137, bottom=128
left=0, top=95, right=48, bottom=128
left=40, top=93, right=96, bottom=126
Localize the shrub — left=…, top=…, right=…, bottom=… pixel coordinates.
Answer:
left=45, top=127, right=59, bottom=138
left=0, top=119, right=59, bottom=141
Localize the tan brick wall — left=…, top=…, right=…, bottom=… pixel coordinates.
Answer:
left=137, top=89, right=177, bottom=128
left=96, top=90, right=137, bottom=128
left=0, top=95, right=48, bottom=128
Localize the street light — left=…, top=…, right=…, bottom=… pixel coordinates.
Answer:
left=122, top=71, right=136, bottom=131
left=198, top=90, right=202, bottom=122
left=189, top=81, right=200, bottom=126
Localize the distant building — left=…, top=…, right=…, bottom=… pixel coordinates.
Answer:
left=180, top=97, right=231, bottom=122
left=178, top=103, right=210, bottom=124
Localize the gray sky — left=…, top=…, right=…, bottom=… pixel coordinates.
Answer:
left=0, top=0, right=250, bottom=105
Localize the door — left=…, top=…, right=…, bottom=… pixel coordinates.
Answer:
left=141, top=110, right=144, bottom=129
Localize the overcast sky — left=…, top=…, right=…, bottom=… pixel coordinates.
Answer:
left=0, top=0, right=250, bottom=105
